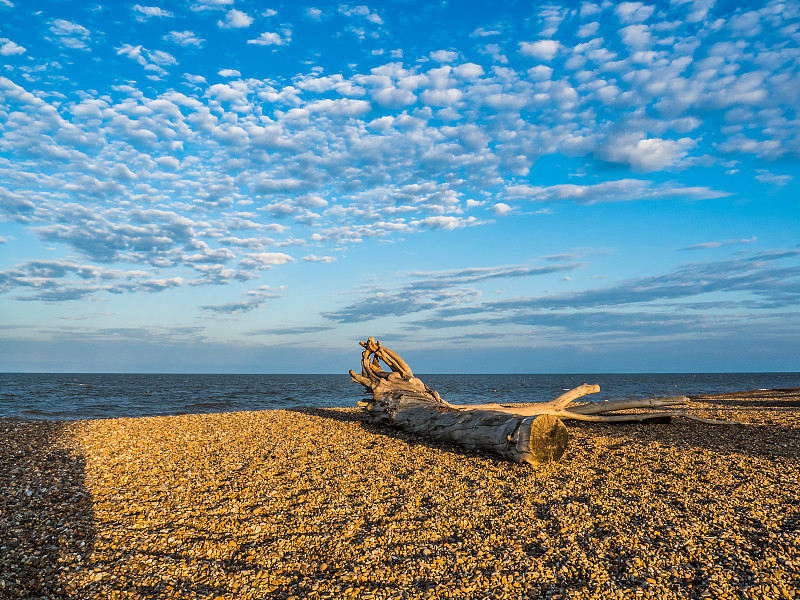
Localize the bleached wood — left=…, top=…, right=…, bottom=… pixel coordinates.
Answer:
left=569, top=396, right=690, bottom=414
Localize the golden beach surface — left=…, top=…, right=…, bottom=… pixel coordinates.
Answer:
left=2, top=389, right=799, bottom=600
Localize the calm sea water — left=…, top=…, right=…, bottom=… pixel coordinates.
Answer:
left=1, top=372, right=798, bottom=421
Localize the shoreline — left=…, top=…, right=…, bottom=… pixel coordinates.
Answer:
left=2, top=388, right=798, bottom=599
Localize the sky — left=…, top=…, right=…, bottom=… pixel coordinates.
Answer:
left=0, top=0, right=799, bottom=374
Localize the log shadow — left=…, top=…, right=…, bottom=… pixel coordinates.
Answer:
left=288, top=406, right=510, bottom=464
left=0, top=420, right=95, bottom=599
left=688, top=386, right=800, bottom=407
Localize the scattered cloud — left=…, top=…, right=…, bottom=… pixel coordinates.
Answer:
left=430, top=50, right=459, bottom=63
left=491, top=202, right=514, bottom=216
left=1, top=0, right=799, bottom=370
left=164, top=30, right=205, bottom=47
left=755, top=170, right=793, bottom=187
left=615, top=2, right=655, bottom=23
left=218, top=9, right=253, bottom=29
left=247, top=30, right=291, bottom=46
left=596, top=136, right=695, bottom=171
left=470, top=27, right=501, bottom=37
left=304, top=7, right=324, bottom=20
left=116, top=44, right=177, bottom=77
left=190, top=0, right=233, bottom=11
left=323, top=261, right=583, bottom=323
left=303, top=255, right=336, bottom=263
left=519, top=40, right=561, bottom=61
left=0, top=38, right=25, bottom=56
left=132, top=5, right=174, bottom=20
left=48, top=19, right=91, bottom=50
left=412, top=250, right=800, bottom=344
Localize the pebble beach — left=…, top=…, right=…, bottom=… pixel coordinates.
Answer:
left=2, top=388, right=799, bottom=600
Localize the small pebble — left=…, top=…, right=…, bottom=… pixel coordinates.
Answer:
left=1, top=388, right=799, bottom=599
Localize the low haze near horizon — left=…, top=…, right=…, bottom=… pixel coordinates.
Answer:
left=1, top=0, right=799, bottom=374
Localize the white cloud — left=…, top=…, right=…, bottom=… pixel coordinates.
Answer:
left=598, top=135, right=695, bottom=171
left=303, top=254, right=336, bottom=263
left=247, top=31, right=291, bottom=46
left=420, top=88, right=462, bottom=107
left=184, top=73, right=207, bottom=85
left=576, top=21, right=600, bottom=37
left=116, top=45, right=177, bottom=78
left=371, top=86, right=416, bottom=108
left=190, top=0, right=233, bottom=11
left=480, top=43, right=508, bottom=64
left=519, top=40, right=561, bottom=61
left=149, top=49, right=177, bottom=66
left=414, top=216, right=479, bottom=230
left=430, top=50, right=459, bottom=63
left=164, top=31, right=205, bottom=47
left=156, top=156, right=180, bottom=169
left=218, top=9, right=254, bottom=29
left=506, top=179, right=731, bottom=204
left=306, top=98, right=371, bottom=116
left=0, top=38, right=25, bottom=55
left=755, top=170, right=793, bottom=186
left=238, top=252, right=295, bottom=268
left=48, top=19, right=91, bottom=50
left=2, top=6, right=798, bottom=311
left=339, top=5, right=383, bottom=25
left=527, top=65, right=553, bottom=80
left=680, top=237, right=758, bottom=251
left=453, top=63, right=484, bottom=79
left=117, top=44, right=146, bottom=66
left=615, top=2, right=655, bottom=23
left=580, top=2, right=602, bottom=17
left=133, top=5, right=174, bottom=20
left=304, top=7, right=324, bottom=20
left=619, top=24, right=652, bottom=48
left=679, top=0, right=716, bottom=23
left=491, top=202, right=514, bottom=216
left=470, top=27, right=501, bottom=37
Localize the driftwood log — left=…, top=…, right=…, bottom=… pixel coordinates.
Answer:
left=350, top=337, right=738, bottom=465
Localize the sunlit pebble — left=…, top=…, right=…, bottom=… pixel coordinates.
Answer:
left=0, top=390, right=798, bottom=599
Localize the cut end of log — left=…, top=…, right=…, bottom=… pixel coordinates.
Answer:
left=512, top=414, right=568, bottom=465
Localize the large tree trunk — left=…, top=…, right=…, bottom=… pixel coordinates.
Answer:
left=358, top=393, right=569, bottom=466
left=349, top=337, right=572, bottom=465
left=350, top=338, right=739, bottom=465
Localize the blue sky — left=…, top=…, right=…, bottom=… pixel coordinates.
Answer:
left=1, top=0, right=799, bottom=373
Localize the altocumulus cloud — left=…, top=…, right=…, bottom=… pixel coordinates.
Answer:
left=0, top=0, right=797, bottom=369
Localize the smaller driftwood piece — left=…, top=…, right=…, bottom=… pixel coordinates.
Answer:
left=350, top=338, right=738, bottom=466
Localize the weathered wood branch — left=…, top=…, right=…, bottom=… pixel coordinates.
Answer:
left=350, top=338, right=740, bottom=465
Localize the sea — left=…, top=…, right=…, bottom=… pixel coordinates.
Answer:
left=1, top=372, right=798, bottom=421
